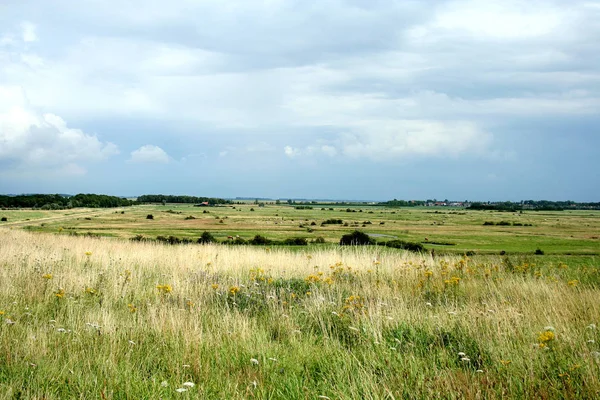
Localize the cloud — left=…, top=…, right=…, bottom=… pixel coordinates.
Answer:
left=0, top=85, right=119, bottom=174
left=21, top=22, right=37, bottom=42
left=129, top=145, right=170, bottom=164
left=284, top=146, right=300, bottom=158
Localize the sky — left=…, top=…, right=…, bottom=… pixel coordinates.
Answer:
left=0, top=0, right=599, bottom=201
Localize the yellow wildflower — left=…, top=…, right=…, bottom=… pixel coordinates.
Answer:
left=156, top=284, right=173, bottom=294
left=55, top=288, right=65, bottom=298
left=567, top=280, right=578, bottom=287
left=85, top=251, right=92, bottom=256
left=211, top=283, right=219, bottom=290
left=42, top=273, right=53, bottom=280
left=229, top=286, right=240, bottom=295
left=128, top=303, right=137, bottom=313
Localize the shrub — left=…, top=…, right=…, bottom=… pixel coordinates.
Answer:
left=310, top=221, right=316, bottom=226
left=340, top=231, right=374, bottom=246
left=146, top=214, right=154, bottom=220
left=535, top=248, right=545, bottom=255
left=249, top=235, right=272, bottom=245
left=483, top=221, right=495, bottom=226
left=198, top=231, right=217, bottom=244
left=283, top=237, right=308, bottom=246
left=250, top=208, right=255, bottom=212
left=313, top=236, right=326, bottom=244
left=496, top=221, right=511, bottom=226
left=203, top=210, right=209, bottom=214
left=184, top=216, right=196, bottom=220
left=381, top=240, right=425, bottom=253
left=321, top=219, right=343, bottom=225
left=1, top=217, right=7, bottom=222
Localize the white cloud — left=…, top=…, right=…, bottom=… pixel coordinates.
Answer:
left=21, top=22, right=37, bottom=42
left=129, top=145, right=170, bottom=164
left=0, top=85, right=119, bottom=173
left=284, top=146, right=300, bottom=158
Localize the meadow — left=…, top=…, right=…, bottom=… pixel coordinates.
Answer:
left=0, top=223, right=599, bottom=398
left=3, top=203, right=600, bottom=255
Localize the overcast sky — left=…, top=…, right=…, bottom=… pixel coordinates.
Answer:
left=1, top=0, right=599, bottom=201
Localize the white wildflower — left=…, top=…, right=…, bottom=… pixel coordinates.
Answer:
left=250, top=358, right=259, bottom=365
left=161, top=381, right=168, bottom=387
left=461, top=357, right=470, bottom=362
left=476, top=370, right=484, bottom=373
left=128, top=340, right=136, bottom=345
left=268, top=358, right=278, bottom=362
left=175, top=388, right=187, bottom=393
left=458, top=352, right=466, bottom=357
left=587, top=324, right=597, bottom=330
left=544, top=326, right=555, bottom=332
left=56, top=328, right=67, bottom=333
left=183, top=382, right=194, bottom=387
left=425, top=302, right=432, bottom=307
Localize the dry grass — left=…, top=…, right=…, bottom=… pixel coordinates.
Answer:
left=0, top=229, right=599, bottom=399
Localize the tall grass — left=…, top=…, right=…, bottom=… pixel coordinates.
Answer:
left=0, top=229, right=599, bottom=399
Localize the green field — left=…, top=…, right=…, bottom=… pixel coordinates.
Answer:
left=2, top=204, right=599, bottom=256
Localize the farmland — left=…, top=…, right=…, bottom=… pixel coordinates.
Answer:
left=0, top=205, right=599, bottom=398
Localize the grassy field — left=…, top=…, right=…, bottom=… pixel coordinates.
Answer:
left=2, top=204, right=599, bottom=256
left=0, top=229, right=599, bottom=398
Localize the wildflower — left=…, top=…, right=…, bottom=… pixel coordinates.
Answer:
left=175, top=388, right=187, bottom=393
left=161, top=381, right=168, bottom=387
left=0, top=311, right=4, bottom=315
left=348, top=326, right=360, bottom=332
left=567, top=280, right=578, bottom=287
left=461, top=357, right=470, bottom=362
left=128, top=340, right=135, bottom=345
left=425, top=302, right=432, bottom=307
left=588, top=324, right=597, bottom=330
left=211, top=283, right=219, bottom=290
left=250, top=358, right=259, bottom=365
left=56, top=328, right=66, bottom=333
left=318, top=396, right=331, bottom=400
left=182, top=364, right=190, bottom=368
left=500, top=360, right=512, bottom=366
left=5, top=319, right=15, bottom=325
left=42, top=273, right=53, bottom=280
left=476, top=370, right=484, bottom=373
left=458, top=352, right=466, bottom=357
left=424, top=270, right=433, bottom=278
left=229, top=286, right=240, bottom=295
left=85, top=287, right=96, bottom=295
left=268, top=357, right=278, bottom=362
left=85, top=251, right=92, bottom=256
left=538, top=329, right=555, bottom=348
left=55, top=288, right=65, bottom=298
left=128, top=304, right=137, bottom=313
left=156, top=284, right=173, bottom=294
left=182, top=382, right=195, bottom=387
left=323, top=277, right=333, bottom=285
left=587, top=340, right=595, bottom=344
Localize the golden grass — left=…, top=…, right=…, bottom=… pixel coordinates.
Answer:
left=0, top=229, right=599, bottom=399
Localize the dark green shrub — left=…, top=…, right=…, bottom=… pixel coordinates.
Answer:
left=381, top=240, right=424, bottom=252
left=283, top=237, right=308, bottom=246
left=313, top=236, right=326, bottom=244
left=146, top=214, right=154, bottom=220
left=1, top=217, right=7, bottom=222
left=340, top=231, right=374, bottom=246
left=321, top=219, right=343, bottom=225
left=198, top=231, right=217, bottom=244
left=535, top=248, right=544, bottom=255
left=483, top=221, right=495, bottom=226
left=249, top=235, right=272, bottom=245
left=184, top=216, right=196, bottom=220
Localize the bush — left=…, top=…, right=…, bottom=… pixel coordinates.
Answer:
left=310, top=221, right=316, bottom=226
left=198, top=231, right=217, bottom=244
left=184, top=216, right=196, bottom=220
left=283, top=237, right=308, bottom=246
left=0, top=217, right=6, bottom=222
left=313, top=236, right=326, bottom=244
left=146, top=214, right=154, bottom=220
left=250, top=208, right=255, bottom=212
left=340, top=231, right=374, bottom=246
left=249, top=235, right=272, bottom=245
left=321, top=219, right=343, bottom=226
left=483, top=221, right=495, bottom=226
left=381, top=240, right=425, bottom=253
left=535, top=248, right=545, bottom=255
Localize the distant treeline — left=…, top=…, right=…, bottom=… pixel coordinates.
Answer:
left=137, top=195, right=231, bottom=205
left=0, top=194, right=133, bottom=209
left=379, top=200, right=427, bottom=207
left=469, top=201, right=600, bottom=211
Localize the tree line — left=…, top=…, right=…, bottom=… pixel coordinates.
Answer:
left=0, top=194, right=134, bottom=209
left=136, top=195, right=231, bottom=205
